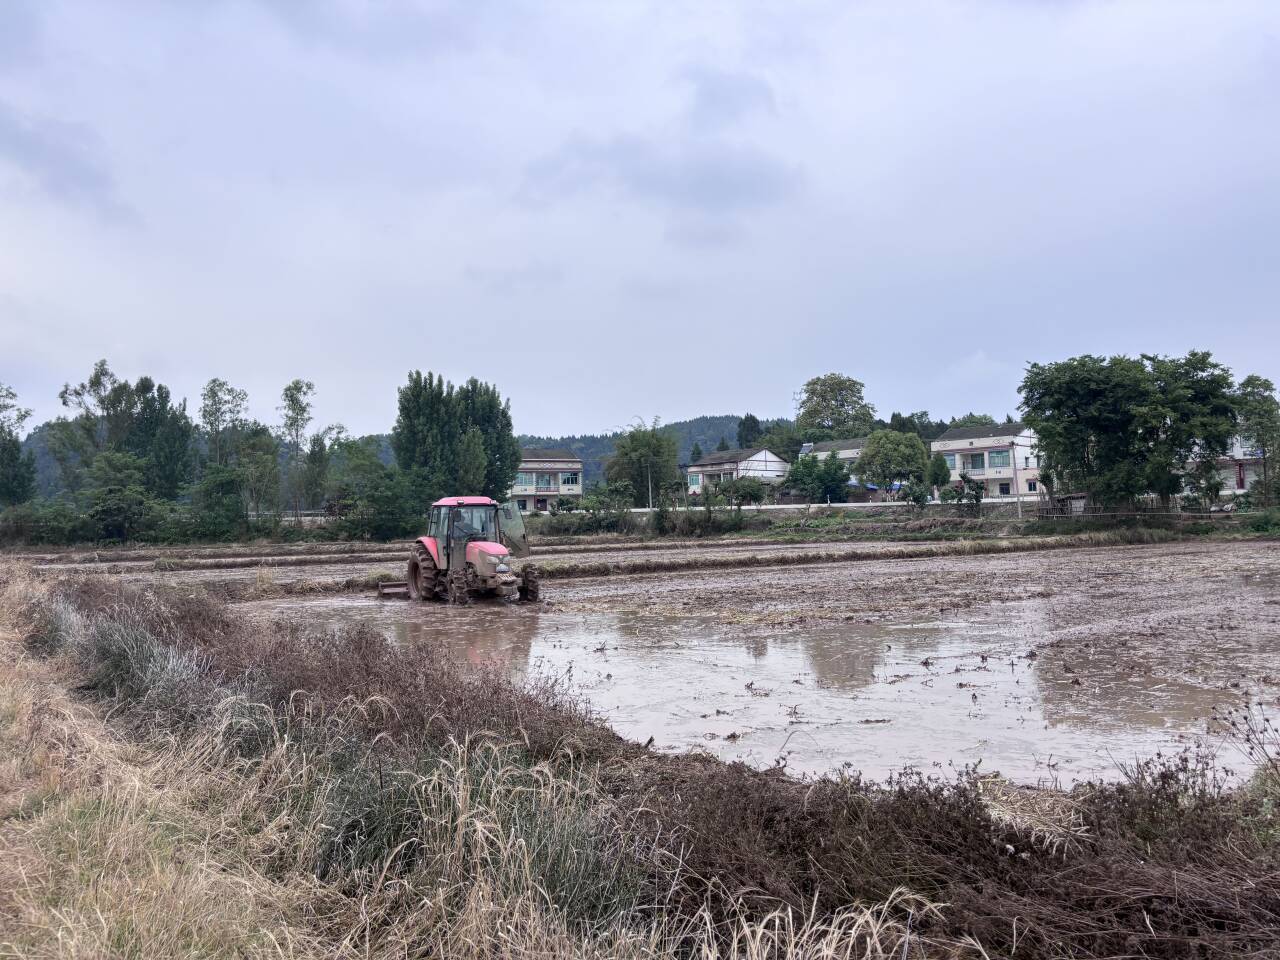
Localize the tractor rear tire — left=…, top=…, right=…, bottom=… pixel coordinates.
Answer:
left=518, top=564, right=541, bottom=602
left=408, top=546, right=445, bottom=601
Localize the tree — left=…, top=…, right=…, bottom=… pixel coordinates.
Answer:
left=1021, top=352, right=1237, bottom=508
left=854, top=430, right=928, bottom=495
left=239, top=423, right=281, bottom=521
left=302, top=428, right=342, bottom=511
left=720, top=476, right=767, bottom=511
left=190, top=464, right=246, bottom=540
left=278, top=379, right=315, bottom=519
left=392, top=371, right=520, bottom=500
left=715, top=436, right=730, bottom=452
left=926, top=453, right=952, bottom=493
left=949, top=412, right=997, bottom=428
left=605, top=420, right=680, bottom=508
left=689, top=442, right=703, bottom=464
left=756, top=422, right=804, bottom=462
left=456, top=426, right=489, bottom=493
left=1235, top=375, right=1279, bottom=506
left=1137, top=352, right=1235, bottom=509
left=737, top=413, right=762, bottom=448
left=200, top=378, right=248, bottom=466
left=796, top=374, right=876, bottom=437
left=84, top=452, right=155, bottom=542
left=786, top=454, right=850, bottom=504
left=49, top=361, right=194, bottom=499
left=0, top=383, right=36, bottom=507
left=1020, top=355, right=1156, bottom=507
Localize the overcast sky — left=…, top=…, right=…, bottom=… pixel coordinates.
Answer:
left=2, top=1, right=1278, bottom=438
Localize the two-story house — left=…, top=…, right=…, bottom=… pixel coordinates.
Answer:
left=930, top=423, right=1040, bottom=498
left=510, top=448, right=583, bottom=513
left=686, top=448, right=789, bottom=495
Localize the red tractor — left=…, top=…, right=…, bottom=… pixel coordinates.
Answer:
left=406, top=497, right=540, bottom=604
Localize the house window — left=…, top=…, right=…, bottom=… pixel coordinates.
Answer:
left=560, top=472, right=580, bottom=486
left=988, top=450, right=1010, bottom=468
left=516, top=499, right=527, bottom=512
left=943, top=453, right=955, bottom=469
left=966, top=453, right=985, bottom=470
left=998, top=482, right=1011, bottom=496
left=536, top=473, right=556, bottom=490
left=1026, top=480, right=1037, bottom=493
left=689, top=473, right=701, bottom=488
left=534, top=498, right=548, bottom=511
left=515, top=472, right=533, bottom=486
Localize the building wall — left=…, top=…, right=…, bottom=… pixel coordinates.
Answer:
left=687, top=450, right=789, bottom=493
left=930, top=429, right=1041, bottom=497
left=509, top=459, right=583, bottom=512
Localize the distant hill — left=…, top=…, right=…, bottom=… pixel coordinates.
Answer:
left=520, top=414, right=789, bottom=486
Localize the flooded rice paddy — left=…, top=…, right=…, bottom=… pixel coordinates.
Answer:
left=235, top=539, right=1280, bottom=785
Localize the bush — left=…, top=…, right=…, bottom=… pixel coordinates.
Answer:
left=1248, top=508, right=1280, bottom=533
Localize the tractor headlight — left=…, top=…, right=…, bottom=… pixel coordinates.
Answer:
left=495, top=563, right=511, bottom=574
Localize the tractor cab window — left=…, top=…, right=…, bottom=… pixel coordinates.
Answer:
left=428, top=507, right=446, bottom=539
left=448, top=505, right=498, bottom=541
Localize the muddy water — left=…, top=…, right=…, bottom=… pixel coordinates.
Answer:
left=238, top=540, right=1280, bottom=785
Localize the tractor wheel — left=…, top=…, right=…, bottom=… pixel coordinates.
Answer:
left=408, top=545, right=446, bottom=602
left=447, top=569, right=472, bottom=606
left=407, top=546, right=428, bottom=601
left=518, top=564, right=541, bottom=602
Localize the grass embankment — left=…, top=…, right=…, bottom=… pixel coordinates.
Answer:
left=2, top=565, right=1279, bottom=958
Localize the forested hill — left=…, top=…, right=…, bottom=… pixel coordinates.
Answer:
left=520, top=414, right=788, bottom=486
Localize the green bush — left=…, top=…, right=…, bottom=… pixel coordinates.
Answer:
left=1248, top=508, right=1280, bottom=533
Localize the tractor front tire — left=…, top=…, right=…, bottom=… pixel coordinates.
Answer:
left=447, top=569, right=473, bottom=606
left=518, top=564, right=541, bottom=602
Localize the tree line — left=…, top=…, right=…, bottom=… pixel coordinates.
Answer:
left=570, top=354, right=1279, bottom=514
left=0, top=362, right=521, bottom=543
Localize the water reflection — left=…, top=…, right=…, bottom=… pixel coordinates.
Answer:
left=235, top=592, right=1274, bottom=785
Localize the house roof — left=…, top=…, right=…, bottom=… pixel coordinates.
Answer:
left=520, top=448, right=580, bottom=462
left=692, top=447, right=774, bottom=466
left=808, top=437, right=869, bottom=453
left=934, top=422, right=1027, bottom=442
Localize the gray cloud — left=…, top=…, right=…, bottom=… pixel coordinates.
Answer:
left=681, top=65, right=776, bottom=131
left=1, top=1, right=1278, bottom=439
left=526, top=134, right=800, bottom=214
left=0, top=100, right=129, bottom=220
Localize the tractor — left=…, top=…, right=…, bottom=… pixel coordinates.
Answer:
left=405, top=497, right=540, bottom=604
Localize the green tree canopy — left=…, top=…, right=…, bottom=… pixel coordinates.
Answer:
left=605, top=420, right=680, bottom=508
left=0, top=383, right=36, bottom=507
left=926, top=453, right=952, bottom=490
left=736, top=413, right=762, bottom=448
left=796, top=373, right=876, bottom=437
left=1021, top=351, right=1237, bottom=507
left=392, top=371, right=520, bottom=502
left=1235, top=374, right=1279, bottom=505
left=785, top=454, right=850, bottom=503
left=854, top=430, right=928, bottom=493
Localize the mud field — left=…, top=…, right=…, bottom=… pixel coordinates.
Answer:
left=213, top=538, right=1280, bottom=785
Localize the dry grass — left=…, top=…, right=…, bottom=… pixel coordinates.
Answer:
left=0, top=564, right=974, bottom=959
left=4, top=561, right=1278, bottom=958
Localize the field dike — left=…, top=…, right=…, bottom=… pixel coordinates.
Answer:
left=532, top=528, right=1190, bottom=580
left=1, top=562, right=1278, bottom=958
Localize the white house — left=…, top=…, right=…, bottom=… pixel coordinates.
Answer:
left=930, top=423, right=1041, bottom=498
left=1212, top=436, right=1267, bottom=498
left=509, top=448, right=583, bottom=513
left=686, top=447, right=789, bottom=495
